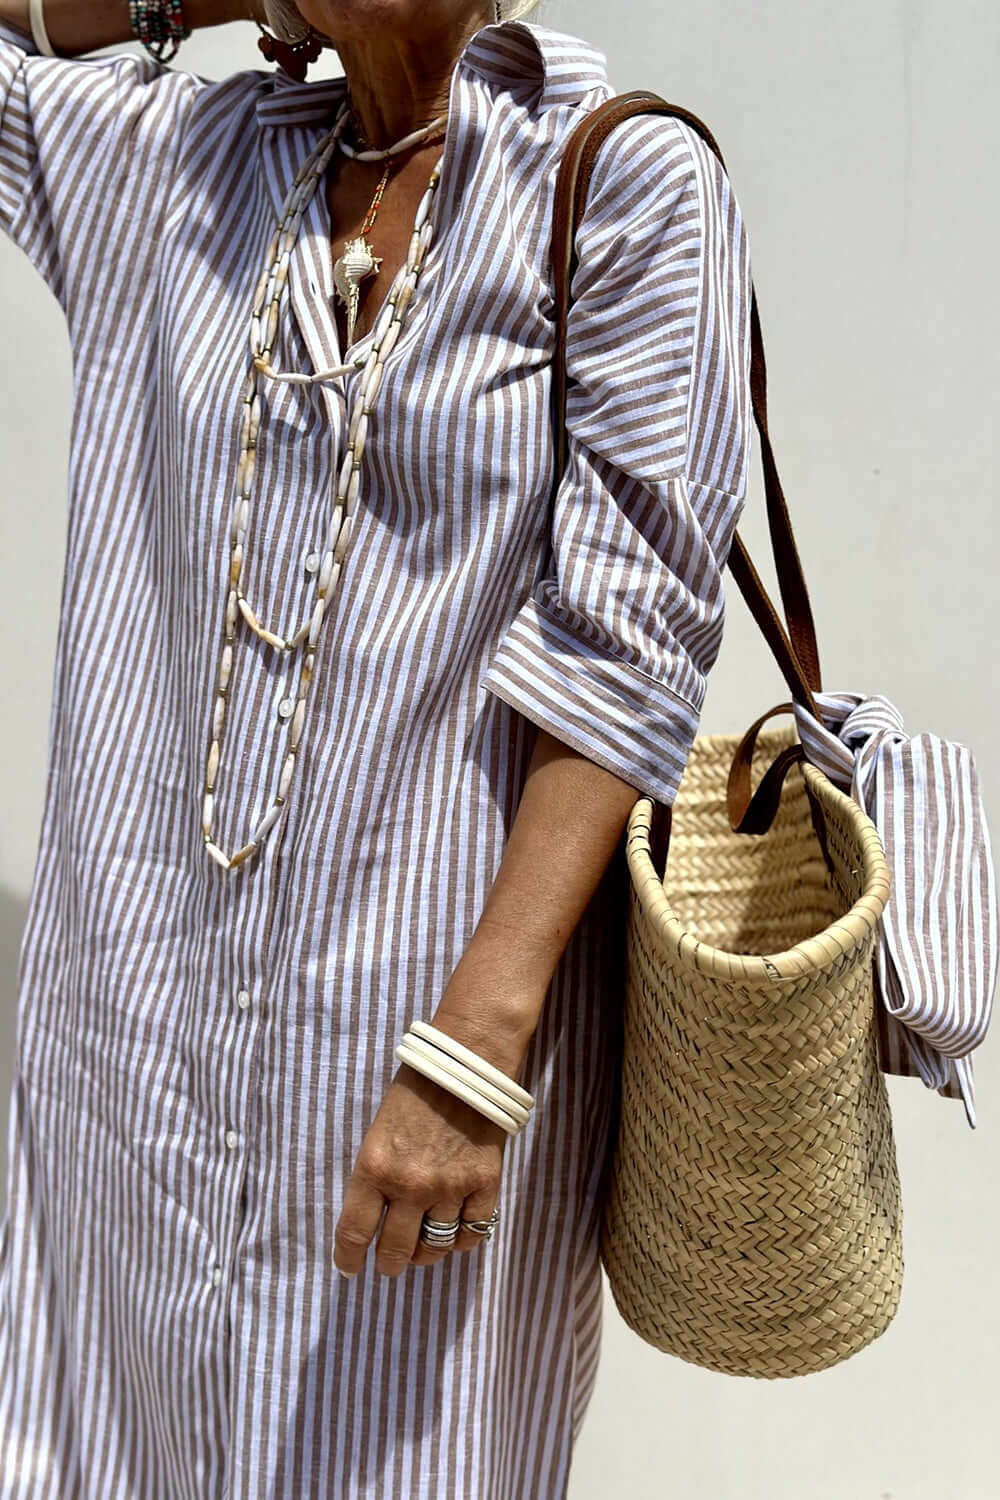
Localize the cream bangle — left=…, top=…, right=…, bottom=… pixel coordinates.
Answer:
left=399, top=1033, right=531, bottom=1126
left=394, top=1041, right=523, bottom=1136
left=28, top=0, right=58, bottom=55
left=407, top=1019, right=534, bottom=1111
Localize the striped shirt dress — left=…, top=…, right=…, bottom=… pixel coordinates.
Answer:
left=0, top=16, right=752, bottom=1499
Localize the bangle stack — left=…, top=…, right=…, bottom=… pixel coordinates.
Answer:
left=395, top=1020, right=534, bottom=1137
left=128, top=0, right=191, bottom=64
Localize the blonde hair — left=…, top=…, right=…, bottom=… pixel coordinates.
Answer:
left=261, top=0, right=543, bottom=45
left=499, top=0, right=543, bottom=18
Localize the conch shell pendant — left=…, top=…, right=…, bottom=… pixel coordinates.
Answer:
left=333, top=235, right=383, bottom=348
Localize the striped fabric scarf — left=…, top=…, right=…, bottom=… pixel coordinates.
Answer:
left=794, top=690, right=998, bottom=1129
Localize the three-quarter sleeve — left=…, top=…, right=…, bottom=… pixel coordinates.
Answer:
left=480, top=112, right=753, bottom=807
left=0, top=21, right=206, bottom=306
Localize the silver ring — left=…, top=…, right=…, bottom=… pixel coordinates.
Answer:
left=459, top=1206, right=500, bottom=1240
left=419, top=1213, right=461, bottom=1249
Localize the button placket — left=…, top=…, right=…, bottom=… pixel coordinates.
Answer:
left=214, top=828, right=283, bottom=1309
left=209, top=881, right=268, bottom=1296
left=217, top=839, right=284, bottom=1500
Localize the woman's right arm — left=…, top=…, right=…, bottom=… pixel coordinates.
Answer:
left=0, top=4, right=252, bottom=306
left=0, top=2, right=256, bottom=57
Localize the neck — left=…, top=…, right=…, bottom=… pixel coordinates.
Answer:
left=333, top=9, right=492, bottom=149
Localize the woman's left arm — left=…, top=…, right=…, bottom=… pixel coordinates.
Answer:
left=333, top=725, right=639, bottom=1279
left=431, top=725, right=641, bottom=1059
left=335, top=110, right=753, bottom=1280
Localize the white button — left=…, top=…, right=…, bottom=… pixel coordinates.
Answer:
left=237, top=988, right=251, bottom=1010
left=211, top=1265, right=222, bottom=1287
left=277, top=697, right=294, bottom=719
left=304, top=550, right=320, bottom=573
left=225, top=1129, right=239, bottom=1150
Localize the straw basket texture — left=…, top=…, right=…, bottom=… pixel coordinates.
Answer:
left=598, top=722, right=904, bottom=1378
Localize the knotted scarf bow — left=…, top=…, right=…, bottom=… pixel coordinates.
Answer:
left=739, top=692, right=998, bottom=1128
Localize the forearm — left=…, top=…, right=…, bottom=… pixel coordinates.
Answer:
left=0, top=0, right=255, bottom=56
left=430, top=726, right=641, bottom=1075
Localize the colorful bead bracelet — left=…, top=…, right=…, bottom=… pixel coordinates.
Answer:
left=128, top=0, right=191, bottom=65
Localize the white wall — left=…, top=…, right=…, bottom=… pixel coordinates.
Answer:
left=1, top=3, right=997, bottom=1496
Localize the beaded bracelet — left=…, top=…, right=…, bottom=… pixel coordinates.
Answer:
left=128, top=0, right=191, bottom=64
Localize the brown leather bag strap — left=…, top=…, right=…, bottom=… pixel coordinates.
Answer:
left=549, top=90, right=823, bottom=722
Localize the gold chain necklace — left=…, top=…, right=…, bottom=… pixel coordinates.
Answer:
left=332, top=99, right=447, bottom=346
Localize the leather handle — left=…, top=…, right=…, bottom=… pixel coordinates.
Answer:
left=549, top=90, right=823, bottom=724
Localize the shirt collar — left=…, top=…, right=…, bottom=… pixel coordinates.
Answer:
left=254, top=18, right=610, bottom=127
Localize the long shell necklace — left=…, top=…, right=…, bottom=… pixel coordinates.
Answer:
left=201, top=99, right=448, bottom=872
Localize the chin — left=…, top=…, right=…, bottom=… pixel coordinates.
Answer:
left=291, top=2, right=485, bottom=45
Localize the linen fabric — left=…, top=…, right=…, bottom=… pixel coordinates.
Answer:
left=0, top=16, right=752, bottom=1500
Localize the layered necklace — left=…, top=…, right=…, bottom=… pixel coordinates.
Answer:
left=201, top=97, right=448, bottom=872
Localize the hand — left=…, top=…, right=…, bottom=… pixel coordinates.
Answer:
left=332, top=1059, right=508, bottom=1278
left=332, top=984, right=540, bottom=1279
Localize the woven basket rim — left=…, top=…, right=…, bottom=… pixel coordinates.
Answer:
left=625, top=757, right=892, bottom=987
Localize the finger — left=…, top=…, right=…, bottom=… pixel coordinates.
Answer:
left=410, top=1199, right=464, bottom=1267
left=374, top=1200, right=425, bottom=1278
left=333, top=1175, right=387, bottom=1278
left=453, top=1186, right=500, bottom=1254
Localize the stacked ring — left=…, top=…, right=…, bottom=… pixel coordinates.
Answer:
left=418, top=1215, right=461, bottom=1249
left=418, top=1204, right=500, bottom=1250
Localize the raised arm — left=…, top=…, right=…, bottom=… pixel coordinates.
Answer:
left=0, top=1, right=254, bottom=57
left=0, top=5, right=257, bottom=305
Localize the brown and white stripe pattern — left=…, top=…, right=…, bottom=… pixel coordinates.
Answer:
left=0, top=16, right=751, bottom=1498
left=794, top=691, right=998, bottom=1128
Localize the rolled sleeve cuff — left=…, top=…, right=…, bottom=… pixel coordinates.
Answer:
left=479, top=593, right=703, bottom=807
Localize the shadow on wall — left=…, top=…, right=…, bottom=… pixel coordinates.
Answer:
left=0, top=885, right=29, bottom=1220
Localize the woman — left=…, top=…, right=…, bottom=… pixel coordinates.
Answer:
left=0, top=0, right=752, bottom=1494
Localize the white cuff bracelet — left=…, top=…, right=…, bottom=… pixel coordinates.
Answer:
left=394, top=1040, right=524, bottom=1135
left=399, top=1032, right=531, bottom=1126
left=407, top=1019, right=534, bottom=1111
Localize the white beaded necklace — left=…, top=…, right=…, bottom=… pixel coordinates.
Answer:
left=202, top=99, right=447, bottom=872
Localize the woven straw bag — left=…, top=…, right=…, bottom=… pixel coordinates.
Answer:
left=550, top=95, right=904, bottom=1378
